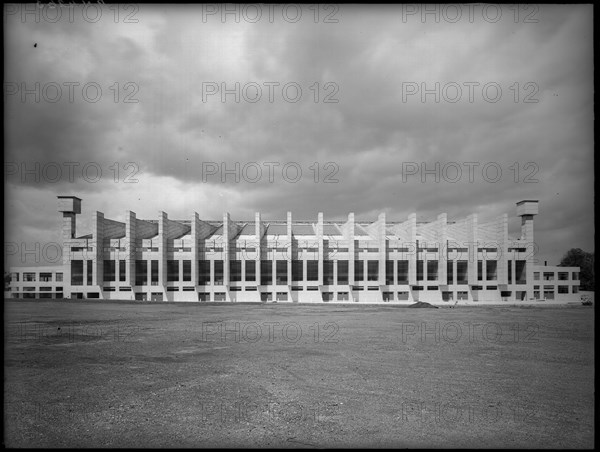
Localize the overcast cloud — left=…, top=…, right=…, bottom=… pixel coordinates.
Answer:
left=4, top=3, right=594, bottom=268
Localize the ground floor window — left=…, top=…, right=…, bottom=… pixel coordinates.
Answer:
left=382, top=291, right=394, bottom=301
left=457, top=291, right=468, bottom=300
left=276, top=292, right=288, bottom=301
left=214, top=292, right=226, bottom=301
left=398, top=291, right=409, bottom=300
left=337, top=292, right=349, bottom=301
left=442, top=291, right=453, bottom=301
left=322, top=292, right=333, bottom=302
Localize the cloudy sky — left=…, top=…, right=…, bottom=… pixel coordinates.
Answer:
left=4, top=3, right=594, bottom=268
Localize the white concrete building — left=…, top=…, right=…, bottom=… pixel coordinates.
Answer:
left=5, top=196, right=581, bottom=304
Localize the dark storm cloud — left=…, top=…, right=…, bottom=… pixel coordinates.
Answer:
left=3, top=4, right=593, bottom=267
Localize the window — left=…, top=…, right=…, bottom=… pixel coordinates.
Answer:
left=261, top=260, right=273, bottom=285
left=447, top=261, right=453, bottom=285
left=573, top=286, right=579, bottom=293
left=135, top=260, right=147, bottom=286
left=337, top=261, right=349, bottom=284
left=245, top=260, right=256, bottom=282
left=386, top=261, right=394, bottom=285
left=558, top=286, right=569, bottom=294
left=471, top=285, right=483, bottom=291
left=87, top=260, right=93, bottom=285
left=533, top=272, right=540, bottom=281
left=182, top=260, right=191, bottom=282
left=398, top=291, right=409, bottom=300
left=71, top=261, right=83, bottom=286
left=354, top=260, right=364, bottom=282
left=427, top=260, right=438, bottom=281
left=558, top=272, right=569, bottom=281
left=543, top=272, right=554, bottom=281
left=442, top=291, right=453, bottom=301
left=214, top=261, right=224, bottom=285
left=307, top=260, right=319, bottom=281
left=198, top=292, right=210, bottom=301
left=397, top=260, right=408, bottom=284
left=515, top=261, right=526, bottom=284
left=477, top=261, right=483, bottom=281
left=367, top=260, right=378, bottom=281
left=337, top=292, right=349, bottom=301
left=487, top=286, right=497, bottom=290
left=416, top=260, right=424, bottom=281
left=167, top=287, right=179, bottom=291
left=544, top=290, right=555, bottom=300
left=214, top=292, right=226, bottom=301
left=322, top=292, right=333, bottom=302
left=39, top=273, right=52, bottom=282
left=323, top=260, right=334, bottom=285
left=292, top=260, right=303, bottom=282
left=457, top=291, right=468, bottom=300
left=261, top=292, right=272, bottom=302
left=572, top=272, right=579, bottom=280
left=382, top=291, right=394, bottom=301
left=486, top=261, right=497, bottom=281
left=119, top=260, right=126, bottom=282
left=427, top=286, right=438, bottom=291
left=276, top=260, right=288, bottom=284
left=230, top=260, right=242, bottom=282
left=150, top=260, right=159, bottom=285
left=167, top=260, right=179, bottom=282
left=11, top=273, right=20, bottom=282
left=103, top=260, right=116, bottom=282
left=457, top=261, right=468, bottom=284
left=508, top=261, right=512, bottom=284
left=39, top=286, right=52, bottom=291
left=276, top=292, right=288, bottom=301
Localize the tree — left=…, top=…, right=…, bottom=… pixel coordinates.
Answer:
left=559, top=248, right=595, bottom=291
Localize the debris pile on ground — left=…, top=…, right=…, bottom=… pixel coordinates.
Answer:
left=408, top=301, right=439, bottom=309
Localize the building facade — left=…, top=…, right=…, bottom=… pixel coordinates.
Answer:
left=6, top=196, right=581, bottom=303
